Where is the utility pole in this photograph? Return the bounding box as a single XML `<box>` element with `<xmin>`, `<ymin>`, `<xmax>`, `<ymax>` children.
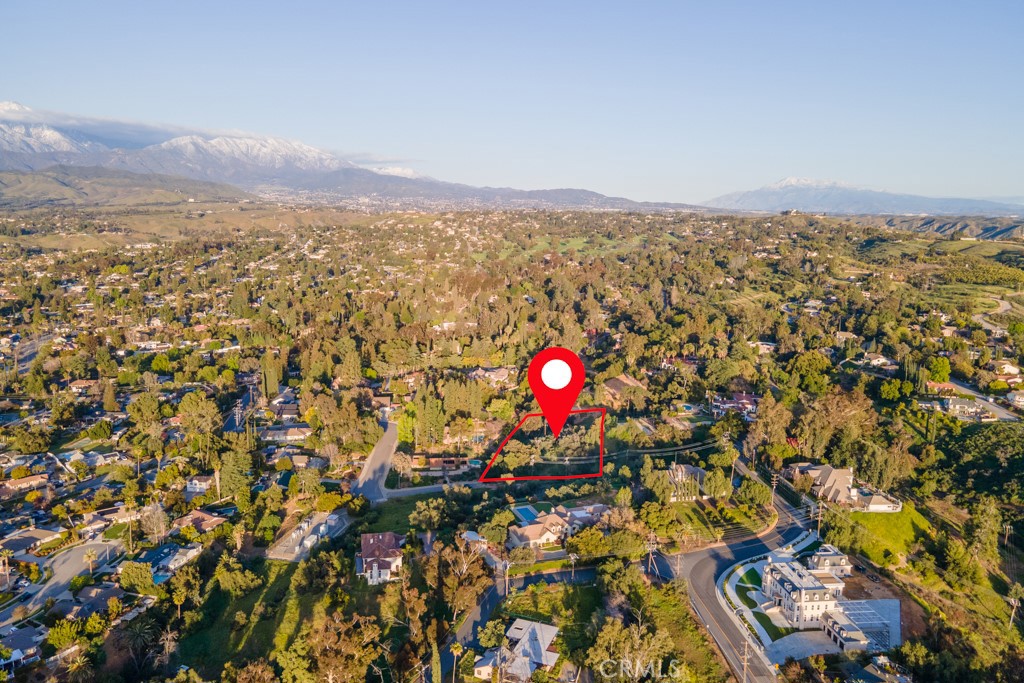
<box><xmin>1004</xmin><ymin>523</ymin><xmax>1013</xmax><ymax>546</ymax></box>
<box><xmin>646</xmin><ymin>534</ymin><xmax>659</xmax><ymax>575</ymax></box>
<box><xmin>770</xmin><ymin>472</ymin><xmax>779</xmax><ymax>510</ymax></box>
<box><xmin>741</xmin><ymin>640</ymin><xmax>749</xmax><ymax>683</ymax></box>
<box><xmin>817</xmin><ymin>503</ymin><xmax>825</xmax><ymax>536</ymax></box>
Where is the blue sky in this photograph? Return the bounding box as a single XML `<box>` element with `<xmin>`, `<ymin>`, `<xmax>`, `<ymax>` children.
<box><xmin>2</xmin><ymin>1</ymin><xmax>1022</xmax><ymax>202</ymax></box>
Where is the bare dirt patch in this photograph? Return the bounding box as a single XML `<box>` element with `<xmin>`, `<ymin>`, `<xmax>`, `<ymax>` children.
<box><xmin>844</xmin><ymin>572</ymin><xmax>928</xmax><ymax>640</ymax></box>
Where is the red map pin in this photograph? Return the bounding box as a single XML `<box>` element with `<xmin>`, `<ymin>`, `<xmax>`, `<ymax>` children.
<box><xmin>528</xmin><ymin>347</ymin><xmax>585</xmax><ymax>439</ymax></box>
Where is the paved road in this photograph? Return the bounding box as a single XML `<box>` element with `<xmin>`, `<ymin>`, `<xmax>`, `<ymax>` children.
<box><xmin>0</xmin><ymin>539</ymin><xmax>122</xmax><ymax>627</ymax></box>
<box><xmin>351</xmin><ymin>421</ymin><xmax>398</xmax><ymax>502</ymax></box>
<box><xmin>654</xmin><ymin>488</ymin><xmax>807</xmax><ymax>683</ymax></box>
<box><xmin>949</xmin><ymin>377</ymin><xmax>1019</xmax><ymax>421</ymax></box>
<box><xmin>972</xmin><ymin>297</ymin><xmax>1010</xmax><ymax>337</ymax></box>
<box><xmin>14</xmin><ymin>334</ymin><xmax>54</xmax><ymax>375</ymax></box>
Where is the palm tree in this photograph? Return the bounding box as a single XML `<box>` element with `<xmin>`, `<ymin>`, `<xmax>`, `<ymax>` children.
<box><xmin>83</xmin><ymin>548</ymin><xmax>97</xmax><ymax>575</ymax></box>
<box><xmin>65</xmin><ymin>654</ymin><xmax>95</xmax><ymax>683</ymax></box>
<box><xmin>450</xmin><ymin>642</ymin><xmax>464</xmax><ymax>683</ymax></box>
<box><xmin>119</xmin><ymin>615</ymin><xmax>158</xmax><ymax>675</ymax></box>
<box><xmin>0</xmin><ymin>549</ymin><xmax>12</xmax><ymax>590</ymax></box>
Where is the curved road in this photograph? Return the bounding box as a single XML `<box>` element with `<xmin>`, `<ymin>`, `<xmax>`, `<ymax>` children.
<box><xmin>0</xmin><ymin>539</ymin><xmax>123</xmax><ymax>628</ymax></box>
<box><xmin>656</xmin><ymin>499</ymin><xmax>806</xmax><ymax>683</ymax></box>
<box><xmin>972</xmin><ymin>297</ymin><xmax>1010</xmax><ymax>337</ymax></box>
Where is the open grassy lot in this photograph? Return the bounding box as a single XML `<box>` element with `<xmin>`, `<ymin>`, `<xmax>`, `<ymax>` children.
<box><xmin>178</xmin><ymin>560</ymin><xmax>330</xmax><ymax>677</ymax></box>
<box><xmin>361</xmin><ymin>493</ymin><xmax>438</xmax><ymax>535</ymax></box>
<box><xmin>851</xmin><ymin>502</ymin><xmax>932</xmax><ymax>566</ymax></box>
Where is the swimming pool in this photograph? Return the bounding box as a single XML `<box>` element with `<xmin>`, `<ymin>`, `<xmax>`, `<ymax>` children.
<box><xmin>513</xmin><ymin>505</ymin><xmax>539</xmax><ymax>522</ymax></box>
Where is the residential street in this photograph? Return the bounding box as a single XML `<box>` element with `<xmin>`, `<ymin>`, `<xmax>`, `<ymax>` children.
<box><xmin>0</xmin><ymin>539</ymin><xmax>122</xmax><ymax>628</ymax></box>
<box><xmin>949</xmin><ymin>377</ymin><xmax>1019</xmax><ymax>421</ymax></box>
<box><xmin>351</xmin><ymin>421</ymin><xmax>398</xmax><ymax>502</ymax></box>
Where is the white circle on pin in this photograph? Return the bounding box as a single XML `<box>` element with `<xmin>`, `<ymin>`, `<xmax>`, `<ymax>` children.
<box><xmin>541</xmin><ymin>359</ymin><xmax>572</xmax><ymax>390</ymax></box>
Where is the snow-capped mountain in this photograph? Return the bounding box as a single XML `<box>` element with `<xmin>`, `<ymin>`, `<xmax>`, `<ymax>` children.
<box><xmin>0</xmin><ymin>102</ymin><xmax>707</xmax><ymax>210</ymax></box>
<box><xmin>0</xmin><ymin>102</ymin><xmax>359</xmax><ymax>186</ymax></box>
<box><xmin>706</xmin><ymin>178</ymin><xmax>1024</xmax><ymax>216</ymax></box>
<box><xmin>0</xmin><ymin>122</ymin><xmax>105</xmax><ymax>154</ymax></box>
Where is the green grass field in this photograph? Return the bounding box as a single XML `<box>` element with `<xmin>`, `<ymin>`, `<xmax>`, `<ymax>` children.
<box><xmin>361</xmin><ymin>493</ymin><xmax>438</xmax><ymax>535</ymax></box>
<box><xmin>851</xmin><ymin>502</ymin><xmax>932</xmax><ymax>566</ymax></box>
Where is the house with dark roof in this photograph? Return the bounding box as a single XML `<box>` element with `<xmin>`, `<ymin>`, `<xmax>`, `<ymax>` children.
<box><xmin>356</xmin><ymin>532</ymin><xmax>404</xmax><ymax>585</ymax></box>
<box><xmin>0</xmin><ymin>625</ymin><xmax>46</xmax><ymax>671</ymax></box>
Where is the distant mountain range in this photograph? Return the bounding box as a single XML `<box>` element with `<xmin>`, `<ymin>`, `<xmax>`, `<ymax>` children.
<box><xmin>705</xmin><ymin>177</ymin><xmax>1023</xmax><ymax>217</ymax></box>
<box><xmin>1</xmin><ymin>103</ymin><xmax>1021</xmax><ymax>216</ymax></box>
<box><xmin>0</xmin><ymin>102</ymin><xmax>702</xmax><ymax>211</ymax></box>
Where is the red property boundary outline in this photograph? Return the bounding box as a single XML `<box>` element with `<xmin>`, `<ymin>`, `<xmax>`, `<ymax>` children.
<box><xmin>478</xmin><ymin>407</ymin><xmax>607</xmax><ymax>483</ymax></box>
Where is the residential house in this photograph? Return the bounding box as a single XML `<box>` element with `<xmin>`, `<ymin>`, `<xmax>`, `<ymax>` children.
<box><xmin>785</xmin><ymin>463</ymin><xmax>902</xmax><ymax>513</ymax></box>
<box><xmin>68</xmin><ymin>379</ymin><xmax>99</xmax><ymax>396</ymax></box>
<box><xmin>473</xmin><ymin>619</ymin><xmax>560</xmax><ymax>682</ymax></box>
<box><xmin>0</xmin><ymin>473</ymin><xmax>49</xmax><ymax>500</ymax></box>
<box><xmin>259</xmin><ymin>424</ymin><xmax>312</xmax><ymax>443</ymax></box>
<box><xmin>0</xmin><ymin>625</ymin><xmax>46</xmax><ymax>671</ymax></box>
<box><xmin>942</xmin><ymin>397</ymin><xmax>994</xmax><ymax>422</ymax></box>
<box><xmin>185</xmin><ymin>475</ymin><xmax>214</xmax><ymax>497</ymax></box>
<box><xmin>467</xmin><ymin>366</ymin><xmax>517</xmax><ymax>388</ymax></box>
<box><xmin>807</xmin><ymin>544</ymin><xmax>853</xmax><ymax>577</ymax></box>
<box><xmin>710</xmin><ymin>392</ymin><xmax>759</xmax><ymax>420</ymax></box>
<box><xmin>822</xmin><ymin>610</ymin><xmax>870</xmax><ymax>652</ymax></box>
<box><xmin>506</xmin><ymin>504</ymin><xmax>608</xmax><ymax>549</ymax></box>
<box><xmin>1008</xmin><ymin>390</ymin><xmax>1024</xmax><ymax>409</ymax></box>
<box><xmin>763</xmin><ymin>560</ymin><xmax>841</xmax><ymax>628</ymax></box>
<box><xmin>0</xmin><ymin>527</ymin><xmax>63</xmax><ymax>558</ymax></box>
<box><xmin>507</xmin><ymin>514</ymin><xmax>568</xmax><ymax>549</ymax></box>
<box><xmin>667</xmin><ymin>463</ymin><xmax>706</xmax><ymax>501</ymax></box>
<box><xmin>846</xmin><ymin>656</ymin><xmax>913</xmax><ymax>683</ymax></box>
<box><xmin>990</xmin><ymin>361</ymin><xmax>1021</xmax><ymax>376</ymax></box>
<box><xmin>356</xmin><ymin>532</ymin><xmax>404</xmax><ymax>585</ymax></box>
<box><xmin>171</xmin><ymin>510</ymin><xmax>227</xmax><ymax>535</ymax></box>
